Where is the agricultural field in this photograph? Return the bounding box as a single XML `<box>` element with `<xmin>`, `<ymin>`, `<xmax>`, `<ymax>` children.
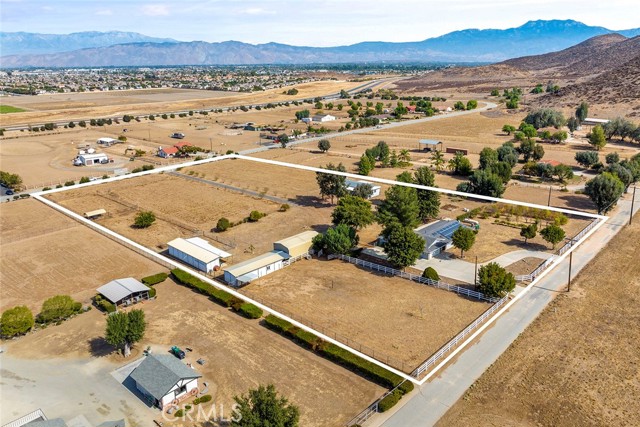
<box><xmin>0</xmin><ymin>80</ymin><xmax>363</xmax><ymax>126</ymax></box>
<box><xmin>0</xmin><ymin>104</ymin><xmax>26</xmax><ymax>113</ymax></box>
<box><xmin>241</xmin><ymin>258</ymin><xmax>492</xmax><ymax>372</ymax></box>
<box><xmin>0</xmin><ymin>199</ymin><xmax>161</xmax><ymax>312</ymax></box>
<box><xmin>437</xmin><ymin>216</ymin><xmax>640</xmax><ymax>427</ymax></box>
<box><xmin>46</xmin><ymin>171</ymin><xmax>333</xmax><ymax>264</ymax></box>
<box><xmin>1</xmin><ymin>276</ymin><xmax>382</xmax><ymax>427</ymax></box>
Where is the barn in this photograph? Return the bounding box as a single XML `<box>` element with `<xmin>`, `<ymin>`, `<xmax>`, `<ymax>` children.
<box><xmin>223</xmin><ymin>251</ymin><xmax>289</xmax><ymax>287</ymax></box>
<box><xmin>97</xmin><ymin>278</ymin><xmax>150</xmax><ymax>308</ymax></box>
<box><xmin>97</xmin><ymin>137</ymin><xmax>118</xmax><ymax>146</ymax></box>
<box><xmin>273</xmin><ymin>230</ymin><xmax>319</xmax><ymax>258</ymax></box>
<box><xmin>129</xmin><ymin>354</ymin><xmax>201</xmax><ymax>409</ymax></box>
<box><xmin>167</xmin><ymin>237</ymin><xmax>231</xmax><ymax>273</ymax></box>
<box><xmin>312</xmin><ymin>114</ymin><xmax>336</xmax><ymax>122</ymax></box>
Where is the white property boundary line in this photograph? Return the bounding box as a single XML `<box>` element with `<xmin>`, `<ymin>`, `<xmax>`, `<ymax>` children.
<box><xmin>31</xmin><ymin>154</ymin><xmax>608</xmax><ymax>385</ymax></box>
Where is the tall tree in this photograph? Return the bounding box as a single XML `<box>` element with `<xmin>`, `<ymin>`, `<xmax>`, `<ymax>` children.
<box><xmin>358</xmin><ymin>154</ymin><xmax>374</xmax><ymax>176</ymax></box>
<box><xmin>331</xmin><ymin>195</ymin><xmax>374</xmax><ymax>229</ymax></box>
<box><xmin>351</xmin><ymin>183</ymin><xmax>374</xmax><ymax>199</ymax></box>
<box><xmin>317</xmin><ymin>139</ymin><xmax>331</xmax><ymax>153</ymax></box>
<box><xmin>479</xmin><ymin>147</ymin><xmax>498</xmax><ymax>170</ymax></box>
<box><xmin>452</xmin><ymin>227</ymin><xmax>476</xmax><ymax>258</ymax></box>
<box><xmin>430</xmin><ymin>150</ymin><xmax>445</xmax><ymax>171</ymax></box>
<box><xmin>520</xmin><ymin>223</ymin><xmax>537</xmax><ymax>244</ymax></box>
<box><xmin>232</xmin><ymin>384</ymin><xmax>299</xmax><ymax>427</ymax></box>
<box><xmin>382</xmin><ymin>223</ymin><xmax>424</xmax><ymax>269</ymax></box>
<box><xmin>478</xmin><ymin>262</ymin><xmax>516</xmax><ymax>298</ymax></box>
<box><xmin>414</xmin><ymin>166</ymin><xmax>440</xmax><ymax>220</ymax></box>
<box><xmin>575</xmin><ymin>151</ymin><xmax>599</xmax><ymax>168</ymax></box>
<box><xmin>38</xmin><ymin>295</ymin><xmax>81</xmax><ymax>323</ymax></box>
<box><xmin>588</xmin><ymin>125</ymin><xmax>607</xmax><ymax>150</ymax></box>
<box><xmin>497</xmin><ymin>142</ymin><xmax>518</xmax><ymax>167</ymax></box>
<box><xmin>105</xmin><ymin>309</ymin><xmax>146</xmax><ymax>357</ymax></box>
<box><xmin>458</xmin><ymin>170</ymin><xmax>505</xmax><ymax>197</ymax></box>
<box><xmin>447</xmin><ymin>152</ymin><xmax>473</xmax><ymax>176</ymax></box>
<box><xmin>575</xmin><ymin>102</ymin><xmax>589</xmax><ymax>123</ymax></box>
<box><xmin>585</xmin><ymin>172</ymin><xmax>625</xmax><ymax>214</ymax></box>
<box><xmin>313</xmin><ymin>224</ymin><xmax>358</xmax><ymax>255</ymax></box>
<box><xmin>0</xmin><ymin>306</ymin><xmax>34</xmax><ymax>337</ymax></box>
<box><xmin>377</xmin><ymin>185</ymin><xmax>420</xmax><ymax>229</ymax></box>
<box><xmin>315</xmin><ymin>163</ymin><xmax>347</xmax><ymax>203</ymax></box>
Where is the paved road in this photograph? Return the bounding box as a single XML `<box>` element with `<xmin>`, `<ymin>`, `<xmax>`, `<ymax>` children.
<box><xmin>414</xmin><ymin>249</ymin><xmax>557</xmax><ymax>284</ymax></box>
<box><xmin>376</xmin><ymin>191</ymin><xmax>638</xmax><ymax>427</ymax></box>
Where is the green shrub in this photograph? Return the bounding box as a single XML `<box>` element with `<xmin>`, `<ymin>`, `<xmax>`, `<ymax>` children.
<box><xmin>422</xmin><ymin>267</ymin><xmax>440</xmax><ymax>281</ymax></box>
<box><xmin>174</xmin><ymin>409</ymin><xmax>184</xmax><ymax>418</ymax></box>
<box><xmin>79</xmin><ymin>176</ymin><xmax>90</xmax><ymax>184</ymax></box>
<box><xmin>378</xmin><ymin>389</ymin><xmax>403</xmax><ymax>412</ymax></box>
<box><xmin>194</xmin><ymin>394</ymin><xmax>212</xmax><ymax>405</ymax></box>
<box><xmin>42</xmin><ymin>187</ymin><xmax>51</xmax><ymax>191</ymax></box>
<box><xmin>171</xmin><ymin>269</ymin><xmax>236</xmax><ymax>307</ymax></box>
<box><xmin>94</xmin><ymin>295</ymin><xmax>116</xmax><ymax>313</ymax></box>
<box><xmin>279</xmin><ymin>203</ymin><xmax>291</xmax><ymax>212</ymax></box>
<box><xmin>264</xmin><ymin>314</ymin><xmax>294</xmax><ymax>334</ymax></box>
<box><xmin>293</xmin><ymin>328</ymin><xmax>321</xmax><ymax>349</ymax></box>
<box><xmin>216</xmin><ymin>217</ymin><xmax>231</xmax><ymax>231</ymax></box>
<box><xmin>19</xmin><ymin>194</ymin><xmax>30</xmax><ymax>199</ymax></box>
<box><xmin>397</xmin><ymin>380</ymin><xmax>414</xmax><ymax>395</ymax></box>
<box><xmin>37</xmin><ymin>295</ymin><xmax>82</xmax><ymax>323</ymax></box>
<box><xmin>64</xmin><ymin>181</ymin><xmax>75</xmax><ymax>186</ymax></box>
<box><xmin>238</xmin><ymin>303</ymin><xmax>263</xmax><ymax>319</ymax></box>
<box><xmin>56</xmin><ymin>184</ymin><xmax>63</xmax><ymax>189</ymax></box>
<box><xmin>248</xmin><ymin>210</ymin><xmax>265</xmax><ymax>222</ymax></box>
<box><xmin>1</xmin><ymin>306</ymin><xmax>34</xmax><ymax>337</ymax></box>
<box><xmin>148</xmin><ymin>287</ymin><xmax>157</xmax><ymax>298</ymax></box>
<box><xmin>141</xmin><ymin>272</ymin><xmax>168</xmax><ymax>285</ymax></box>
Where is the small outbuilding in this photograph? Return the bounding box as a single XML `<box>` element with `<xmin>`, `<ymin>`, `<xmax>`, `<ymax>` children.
<box><xmin>223</xmin><ymin>251</ymin><xmax>289</xmax><ymax>287</ymax></box>
<box><xmin>97</xmin><ymin>278</ymin><xmax>150</xmax><ymax>308</ymax></box>
<box><xmin>167</xmin><ymin>237</ymin><xmax>231</xmax><ymax>273</ymax></box>
<box><xmin>129</xmin><ymin>354</ymin><xmax>201</xmax><ymax>409</ymax></box>
<box><xmin>273</xmin><ymin>230</ymin><xmax>319</xmax><ymax>258</ymax></box>
<box><xmin>76</xmin><ymin>153</ymin><xmax>109</xmax><ymax>166</ymax></box>
<box><xmin>84</xmin><ymin>208</ymin><xmax>106</xmax><ymax>219</ymax></box>
<box><xmin>418</xmin><ymin>139</ymin><xmax>443</xmax><ymax>152</ymax></box>
<box><xmin>97</xmin><ymin>137</ymin><xmax>118</xmax><ymax>146</ymax></box>
<box><xmin>312</xmin><ymin>114</ymin><xmax>336</xmax><ymax>122</ymax></box>
<box><xmin>345</xmin><ymin>179</ymin><xmax>381</xmax><ymax>198</ymax></box>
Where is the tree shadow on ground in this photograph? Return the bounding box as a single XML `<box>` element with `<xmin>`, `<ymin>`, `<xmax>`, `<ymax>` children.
<box><xmin>88</xmin><ymin>337</ymin><xmax>115</xmax><ymax>358</ymax></box>
<box><xmin>503</xmin><ymin>238</ymin><xmax>549</xmax><ymax>252</ymax></box>
<box><xmin>557</xmin><ymin>195</ymin><xmax>596</xmax><ymax>211</ymax></box>
<box><xmin>290</xmin><ymin>194</ymin><xmax>332</xmax><ymax>207</ymax></box>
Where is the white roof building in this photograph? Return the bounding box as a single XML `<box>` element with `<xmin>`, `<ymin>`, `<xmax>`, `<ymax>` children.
<box><xmin>223</xmin><ymin>251</ymin><xmax>289</xmax><ymax>287</ymax></box>
<box><xmin>97</xmin><ymin>278</ymin><xmax>150</xmax><ymax>306</ymax></box>
<box><xmin>312</xmin><ymin>114</ymin><xmax>336</xmax><ymax>122</ymax></box>
<box><xmin>168</xmin><ymin>237</ymin><xmax>231</xmax><ymax>273</ymax></box>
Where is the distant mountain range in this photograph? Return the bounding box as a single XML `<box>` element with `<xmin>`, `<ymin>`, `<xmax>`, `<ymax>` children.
<box><xmin>0</xmin><ymin>31</ymin><xmax>177</xmax><ymax>56</ymax></box>
<box><xmin>1</xmin><ymin>20</ymin><xmax>639</xmax><ymax>67</ymax></box>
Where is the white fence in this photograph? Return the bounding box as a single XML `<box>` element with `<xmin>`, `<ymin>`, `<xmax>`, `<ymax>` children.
<box><xmin>328</xmin><ymin>254</ymin><xmax>497</xmax><ymax>303</ymax></box>
<box><xmin>346</xmin><ymin>380</ymin><xmax>411</xmax><ymax>426</ymax></box>
<box><xmin>411</xmin><ymin>294</ymin><xmax>509</xmax><ymax>379</ymax></box>
<box><xmin>516</xmin><ymin>218</ymin><xmax>600</xmax><ymax>283</ymax></box>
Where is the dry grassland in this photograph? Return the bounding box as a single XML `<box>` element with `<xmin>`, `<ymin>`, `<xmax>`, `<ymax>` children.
<box><xmin>0</xmin><ymin>199</ymin><xmax>161</xmax><ymax>312</ymax></box>
<box><xmin>437</xmin><ymin>218</ymin><xmax>640</xmax><ymax>427</ymax></box>
<box><xmin>242</xmin><ymin>259</ymin><xmax>492</xmax><ymax>372</ymax></box>
<box><xmin>4</xmin><ymin>278</ymin><xmax>382</xmax><ymax>427</ymax></box>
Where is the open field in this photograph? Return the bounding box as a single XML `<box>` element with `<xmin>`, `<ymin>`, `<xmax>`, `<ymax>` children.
<box><xmin>1</xmin><ymin>277</ymin><xmax>383</xmax><ymax>427</ymax></box>
<box><xmin>0</xmin><ymin>80</ymin><xmax>363</xmax><ymax>126</ymax></box>
<box><xmin>0</xmin><ymin>199</ymin><xmax>162</xmax><ymax>312</ymax></box>
<box><xmin>437</xmin><ymin>217</ymin><xmax>640</xmax><ymax>427</ymax></box>
<box><xmin>241</xmin><ymin>259</ymin><xmax>491</xmax><ymax>372</ymax></box>
<box><xmin>46</xmin><ymin>172</ymin><xmax>332</xmax><ymax>264</ymax></box>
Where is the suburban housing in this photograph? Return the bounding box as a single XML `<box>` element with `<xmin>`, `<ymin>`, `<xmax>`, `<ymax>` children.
<box><xmin>129</xmin><ymin>354</ymin><xmax>202</xmax><ymax>409</ymax></box>
<box><xmin>167</xmin><ymin>237</ymin><xmax>231</xmax><ymax>273</ymax></box>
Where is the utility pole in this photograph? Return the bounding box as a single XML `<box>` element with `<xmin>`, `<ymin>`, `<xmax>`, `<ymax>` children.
<box><xmin>630</xmin><ymin>186</ymin><xmax>637</xmax><ymax>226</ymax></box>
<box><xmin>547</xmin><ymin>186</ymin><xmax>552</xmax><ymax>206</ymax></box>
<box><xmin>474</xmin><ymin>256</ymin><xmax>478</xmax><ymax>287</ymax></box>
<box><xmin>567</xmin><ymin>250</ymin><xmax>573</xmax><ymax>292</ymax></box>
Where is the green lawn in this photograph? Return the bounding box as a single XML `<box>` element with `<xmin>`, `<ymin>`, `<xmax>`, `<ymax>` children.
<box><xmin>0</xmin><ymin>105</ymin><xmax>26</xmax><ymax>114</ymax></box>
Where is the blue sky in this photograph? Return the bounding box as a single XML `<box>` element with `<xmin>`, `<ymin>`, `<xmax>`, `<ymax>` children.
<box><xmin>1</xmin><ymin>0</ymin><xmax>637</xmax><ymax>46</ymax></box>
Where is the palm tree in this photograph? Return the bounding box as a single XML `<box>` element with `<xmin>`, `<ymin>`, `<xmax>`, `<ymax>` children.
<box><xmin>399</xmin><ymin>149</ymin><xmax>411</xmax><ymax>164</ymax></box>
<box><xmin>431</xmin><ymin>150</ymin><xmax>445</xmax><ymax>172</ymax></box>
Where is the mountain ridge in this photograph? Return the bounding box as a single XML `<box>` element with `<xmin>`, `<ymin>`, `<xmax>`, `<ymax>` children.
<box><xmin>2</xmin><ymin>20</ymin><xmax>640</xmax><ymax>67</ymax></box>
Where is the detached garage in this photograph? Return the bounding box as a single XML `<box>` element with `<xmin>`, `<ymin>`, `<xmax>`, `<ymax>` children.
<box><xmin>167</xmin><ymin>237</ymin><xmax>231</xmax><ymax>273</ymax></box>
<box><xmin>273</xmin><ymin>230</ymin><xmax>319</xmax><ymax>259</ymax></box>
<box><xmin>223</xmin><ymin>251</ymin><xmax>289</xmax><ymax>287</ymax></box>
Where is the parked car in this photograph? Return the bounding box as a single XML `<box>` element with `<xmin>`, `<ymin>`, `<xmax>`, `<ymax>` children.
<box><xmin>170</xmin><ymin>132</ymin><xmax>185</xmax><ymax>139</ymax></box>
<box><xmin>170</xmin><ymin>346</ymin><xmax>186</xmax><ymax>359</ymax></box>
<box><xmin>5</xmin><ymin>189</ymin><xmax>14</xmax><ymax>195</ymax></box>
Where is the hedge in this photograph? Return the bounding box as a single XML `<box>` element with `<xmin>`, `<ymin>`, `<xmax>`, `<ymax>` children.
<box><xmin>141</xmin><ymin>272</ymin><xmax>168</xmax><ymax>286</ymax></box>
<box><xmin>238</xmin><ymin>303</ymin><xmax>263</xmax><ymax>319</ymax></box>
<box><xmin>264</xmin><ymin>314</ymin><xmax>293</xmax><ymax>334</ymax></box>
<box><xmin>378</xmin><ymin>389</ymin><xmax>403</xmax><ymax>412</ymax></box>
<box><xmin>94</xmin><ymin>295</ymin><xmax>116</xmax><ymax>313</ymax></box>
<box><xmin>171</xmin><ymin>269</ymin><xmax>236</xmax><ymax>308</ymax></box>
<box><xmin>148</xmin><ymin>287</ymin><xmax>157</xmax><ymax>298</ymax></box>
<box><xmin>292</xmin><ymin>328</ymin><xmax>321</xmax><ymax>350</ymax></box>
<box><xmin>397</xmin><ymin>380</ymin><xmax>414</xmax><ymax>394</ymax></box>
<box><xmin>194</xmin><ymin>394</ymin><xmax>212</xmax><ymax>405</ymax></box>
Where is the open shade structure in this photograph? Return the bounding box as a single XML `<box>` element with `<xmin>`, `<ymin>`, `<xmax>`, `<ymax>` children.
<box><xmin>419</xmin><ymin>139</ymin><xmax>443</xmax><ymax>151</ymax></box>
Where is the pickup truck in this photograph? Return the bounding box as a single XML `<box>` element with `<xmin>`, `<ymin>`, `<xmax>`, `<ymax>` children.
<box><xmin>170</xmin><ymin>346</ymin><xmax>186</xmax><ymax>359</ymax></box>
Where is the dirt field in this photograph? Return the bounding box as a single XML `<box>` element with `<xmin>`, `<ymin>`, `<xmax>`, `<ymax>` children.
<box><xmin>241</xmin><ymin>259</ymin><xmax>491</xmax><ymax>372</ymax></box>
<box><xmin>0</xmin><ymin>80</ymin><xmax>363</xmax><ymax>126</ymax></box>
<box><xmin>2</xmin><ymin>277</ymin><xmax>383</xmax><ymax>427</ymax></box>
<box><xmin>437</xmin><ymin>218</ymin><xmax>640</xmax><ymax>427</ymax></box>
<box><xmin>0</xmin><ymin>199</ymin><xmax>162</xmax><ymax>312</ymax></box>
<box><xmin>46</xmin><ymin>171</ymin><xmax>333</xmax><ymax>264</ymax></box>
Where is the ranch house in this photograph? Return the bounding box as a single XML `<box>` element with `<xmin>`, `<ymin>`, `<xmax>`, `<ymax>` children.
<box><xmin>167</xmin><ymin>237</ymin><xmax>231</xmax><ymax>273</ymax></box>
<box><xmin>129</xmin><ymin>354</ymin><xmax>201</xmax><ymax>409</ymax></box>
<box><xmin>158</xmin><ymin>146</ymin><xmax>179</xmax><ymax>158</ymax></box>
<box><xmin>414</xmin><ymin>219</ymin><xmax>462</xmax><ymax>259</ymax></box>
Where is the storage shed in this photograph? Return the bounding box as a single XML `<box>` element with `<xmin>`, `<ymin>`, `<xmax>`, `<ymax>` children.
<box><xmin>223</xmin><ymin>251</ymin><xmax>289</xmax><ymax>287</ymax></box>
<box><xmin>97</xmin><ymin>137</ymin><xmax>118</xmax><ymax>146</ymax></box>
<box><xmin>97</xmin><ymin>278</ymin><xmax>150</xmax><ymax>308</ymax></box>
<box><xmin>273</xmin><ymin>230</ymin><xmax>319</xmax><ymax>258</ymax></box>
<box><xmin>129</xmin><ymin>354</ymin><xmax>201</xmax><ymax>409</ymax></box>
<box><xmin>167</xmin><ymin>237</ymin><xmax>231</xmax><ymax>273</ymax></box>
